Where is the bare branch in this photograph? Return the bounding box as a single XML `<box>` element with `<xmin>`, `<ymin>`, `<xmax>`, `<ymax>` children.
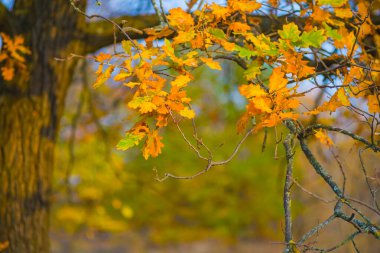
<box><xmin>150</xmin><ymin>0</ymin><xmax>165</xmax><ymax>26</ymax></box>
<box><xmin>293</xmin><ymin>178</ymin><xmax>336</xmax><ymax>204</ymax></box>
<box><xmin>298</xmin><ymin>138</ymin><xmax>344</xmax><ymax>198</ymax></box>
<box><xmin>298</xmin><ymin>214</ymin><xmax>336</xmax><ymax>245</ymax></box>
<box><xmin>359</xmin><ymin>147</ymin><xmax>380</xmax><ymax>210</ymax></box>
<box><xmin>283</xmin><ymin>133</ymin><xmax>295</xmax><ymax>250</ymax></box>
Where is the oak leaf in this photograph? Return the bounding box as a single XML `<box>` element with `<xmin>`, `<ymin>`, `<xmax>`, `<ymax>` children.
<box><xmin>142</xmin><ymin>130</ymin><xmax>164</xmax><ymax>159</ymax></box>
<box><xmin>200</xmin><ymin>57</ymin><xmax>222</xmax><ymax>70</ymax></box>
<box><xmin>179</xmin><ymin>107</ymin><xmax>196</xmax><ymax>119</ymax></box>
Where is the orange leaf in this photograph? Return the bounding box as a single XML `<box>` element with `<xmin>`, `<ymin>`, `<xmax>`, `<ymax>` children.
<box><xmin>368</xmin><ymin>95</ymin><xmax>380</xmax><ymax>113</ymax></box>
<box><xmin>229</xmin><ymin>22</ymin><xmax>251</xmax><ymax>33</ymax></box>
<box><xmin>236</xmin><ymin>112</ymin><xmax>250</xmax><ymax>134</ymax></box>
<box><xmin>268</xmin><ymin>67</ymin><xmax>287</xmax><ymax>93</ymax></box>
<box><xmin>156</xmin><ymin>115</ymin><xmax>168</xmax><ymax>128</ymax></box>
<box><xmin>200</xmin><ymin>57</ymin><xmax>222</xmax><ymax>70</ymax></box>
<box><xmin>95</xmin><ymin>52</ymin><xmax>112</xmax><ymax>62</ymax></box>
<box><xmin>209</xmin><ymin>3</ymin><xmax>230</xmax><ymax>20</ymax></box>
<box><xmin>314</xmin><ymin>129</ymin><xmax>334</xmax><ymax>147</ymax></box>
<box><xmin>142</xmin><ymin>130</ymin><xmax>164</xmax><ymax>159</ymax></box>
<box><xmin>167</xmin><ymin>7</ymin><xmax>194</xmax><ymax>30</ymax></box>
<box><xmin>1</xmin><ymin>66</ymin><xmax>14</xmax><ymax>81</ymax></box>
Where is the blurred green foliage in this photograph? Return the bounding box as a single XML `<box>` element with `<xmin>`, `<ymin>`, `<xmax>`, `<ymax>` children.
<box><xmin>52</xmin><ymin>60</ymin><xmax>303</xmax><ymax>244</ymax></box>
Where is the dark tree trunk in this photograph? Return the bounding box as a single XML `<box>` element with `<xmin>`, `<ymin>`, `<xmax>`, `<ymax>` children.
<box><xmin>0</xmin><ymin>1</ymin><xmax>86</xmax><ymax>252</ymax></box>
<box><xmin>0</xmin><ymin>0</ymin><xmax>160</xmax><ymax>251</ymax></box>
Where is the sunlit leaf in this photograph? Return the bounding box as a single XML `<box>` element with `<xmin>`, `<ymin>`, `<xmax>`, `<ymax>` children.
<box><xmin>200</xmin><ymin>57</ymin><xmax>222</xmax><ymax>70</ymax></box>
<box><xmin>179</xmin><ymin>107</ymin><xmax>195</xmax><ymax>119</ymax></box>
<box><xmin>279</xmin><ymin>23</ymin><xmax>301</xmax><ymax>43</ymax></box>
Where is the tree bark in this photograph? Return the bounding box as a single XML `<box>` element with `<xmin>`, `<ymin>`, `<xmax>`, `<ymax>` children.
<box><xmin>0</xmin><ymin>1</ymin><xmax>86</xmax><ymax>252</ymax></box>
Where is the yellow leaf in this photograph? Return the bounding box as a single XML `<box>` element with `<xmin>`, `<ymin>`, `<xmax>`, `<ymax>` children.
<box><xmin>334</xmin><ymin>8</ymin><xmax>352</xmax><ymax>19</ymax></box>
<box><xmin>139</xmin><ymin>102</ymin><xmax>157</xmax><ymax>114</ymax></box>
<box><xmin>229</xmin><ymin>0</ymin><xmax>261</xmax><ymax>12</ymax></box>
<box><xmin>209</xmin><ymin>3</ymin><xmax>230</xmax><ymax>20</ymax></box>
<box><xmin>200</xmin><ymin>57</ymin><xmax>222</xmax><ymax>70</ymax></box>
<box><xmin>114</xmin><ymin>71</ymin><xmax>131</xmax><ymax>82</ymax></box>
<box><xmin>171</xmin><ymin>75</ymin><xmax>192</xmax><ymax>88</ymax></box>
<box><xmin>315</xmin><ymin>129</ymin><xmax>334</xmax><ymax>147</ymax></box>
<box><xmin>221</xmin><ymin>41</ymin><xmax>236</xmax><ymax>51</ymax></box>
<box><xmin>239</xmin><ymin>84</ymin><xmax>267</xmax><ymax>98</ymax></box>
<box><xmin>121</xmin><ymin>40</ymin><xmax>133</xmax><ymax>55</ymax></box>
<box><xmin>123</xmin><ymin>82</ymin><xmax>140</xmax><ymax>89</ymax></box>
<box><xmin>251</xmin><ymin>96</ymin><xmax>272</xmax><ymax>113</ymax></box>
<box><xmin>128</xmin><ymin>96</ymin><xmax>157</xmax><ymax>113</ymax></box>
<box><xmin>179</xmin><ymin>107</ymin><xmax>196</xmax><ymax>119</ymax></box>
<box><xmin>93</xmin><ymin>66</ymin><xmax>114</xmax><ymax>88</ymax></box>
<box><xmin>337</xmin><ymin>88</ymin><xmax>350</xmax><ymax>106</ymax></box>
<box><xmin>173</xmin><ymin>30</ymin><xmax>196</xmax><ymax>44</ymax></box>
<box><xmin>307</xmin><ymin>89</ymin><xmax>344</xmax><ymax>114</ymax></box>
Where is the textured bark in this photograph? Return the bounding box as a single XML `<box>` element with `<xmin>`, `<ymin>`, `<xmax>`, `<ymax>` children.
<box><xmin>0</xmin><ymin>1</ymin><xmax>86</xmax><ymax>252</ymax></box>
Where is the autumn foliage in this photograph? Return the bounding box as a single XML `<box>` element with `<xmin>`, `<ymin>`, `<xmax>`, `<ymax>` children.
<box><xmin>89</xmin><ymin>0</ymin><xmax>379</xmax><ymax>160</ymax></box>
<box><xmin>0</xmin><ymin>33</ymin><xmax>30</xmax><ymax>81</ymax></box>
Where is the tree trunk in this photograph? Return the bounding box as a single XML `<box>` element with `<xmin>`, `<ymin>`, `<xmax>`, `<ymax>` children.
<box><xmin>0</xmin><ymin>0</ymin><xmax>85</xmax><ymax>252</ymax></box>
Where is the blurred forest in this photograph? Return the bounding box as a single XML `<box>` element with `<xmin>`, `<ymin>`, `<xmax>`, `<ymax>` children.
<box><xmin>1</xmin><ymin>0</ymin><xmax>380</xmax><ymax>253</ymax></box>
<box><xmin>52</xmin><ymin>55</ymin><xmax>380</xmax><ymax>252</ymax></box>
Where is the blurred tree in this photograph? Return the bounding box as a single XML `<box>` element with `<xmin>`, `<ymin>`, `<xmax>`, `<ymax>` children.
<box><xmin>0</xmin><ymin>0</ymin><xmax>159</xmax><ymax>252</ymax></box>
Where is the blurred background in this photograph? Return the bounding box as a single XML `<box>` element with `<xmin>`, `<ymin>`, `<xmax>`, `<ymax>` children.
<box><xmin>2</xmin><ymin>0</ymin><xmax>379</xmax><ymax>252</ymax></box>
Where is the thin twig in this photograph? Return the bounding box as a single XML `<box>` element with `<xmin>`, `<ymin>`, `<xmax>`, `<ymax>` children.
<box><xmin>298</xmin><ymin>214</ymin><xmax>336</xmax><ymax>245</ymax></box>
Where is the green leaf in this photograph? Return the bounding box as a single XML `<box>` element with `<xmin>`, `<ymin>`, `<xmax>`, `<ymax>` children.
<box><xmin>244</xmin><ymin>61</ymin><xmax>261</xmax><ymax>80</ymax></box>
<box><xmin>127</xmin><ymin>96</ymin><xmax>157</xmax><ymax>113</ymax></box>
<box><xmin>317</xmin><ymin>0</ymin><xmax>347</xmax><ymax>7</ymax></box>
<box><xmin>323</xmin><ymin>23</ymin><xmax>342</xmax><ymax>40</ymax></box>
<box><xmin>164</xmin><ymin>38</ymin><xmax>174</xmax><ymax>55</ymax></box>
<box><xmin>121</xmin><ymin>40</ymin><xmax>133</xmax><ymax>55</ymax></box>
<box><xmin>116</xmin><ymin>133</ymin><xmax>142</xmax><ymax>151</ymax></box>
<box><xmin>278</xmin><ymin>23</ymin><xmax>300</xmax><ymax>43</ymax></box>
<box><xmin>235</xmin><ymin>45</ymin><xmax>257</xmax><ymax>59</ymax></box>
<box><xmin>208</xmin><ymin>28</ymin><xmax>226</xmax><ymax>39</ymax></box>
<box><xmin>301</xmin><ymin>28</ymin><xmax>327</xmax><ymax>48</ymax></box>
